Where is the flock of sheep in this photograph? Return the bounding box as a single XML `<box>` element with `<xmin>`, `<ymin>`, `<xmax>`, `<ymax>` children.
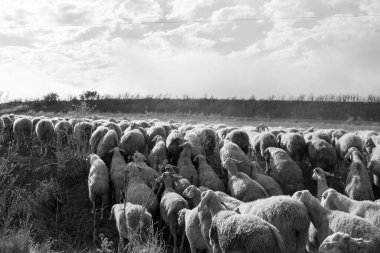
<box><xmin>1</xmin><ymin>113</ymin><xmax>380</xmax><ymax>253</ymax></box>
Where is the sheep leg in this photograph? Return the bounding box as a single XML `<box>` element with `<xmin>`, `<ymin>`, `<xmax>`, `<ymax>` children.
<box><xmin>118</xmin><ymin>236</ymin><xmax>125</xmax><ymax>253</ymax></box>
<box><xmin>91</xmin><ymin>201</ymin><xmax>95</xmax><ymax>214</ymax></box>
<box><xmin>100</xmin><ymin>201</ymin><xmax>104</xmax><ymax>220</ymax></box>
<box><xmin>179</xmin><ymin>233</ymin><xmax>186</xmax><ymax>252</ymax></box>
<box><xmin>169</xmin><ymin>225</ymin><xmax>178</xmax><ymax>253</ymax></box>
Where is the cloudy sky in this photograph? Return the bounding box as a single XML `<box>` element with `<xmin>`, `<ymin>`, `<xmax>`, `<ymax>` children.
<box><xmin>0</xmin><ymin>0</ymin><xmax>380</xmax><ymax>100</ymax></box>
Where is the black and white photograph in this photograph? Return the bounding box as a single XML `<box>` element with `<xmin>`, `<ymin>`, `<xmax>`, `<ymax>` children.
<box><xmin>1</xmin><ymin>0</ymin><xmax>380</xmax><ymax>252</ymax></box>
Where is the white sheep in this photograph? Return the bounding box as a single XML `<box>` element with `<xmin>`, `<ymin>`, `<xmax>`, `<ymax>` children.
<box><xmin>321</xmin><ymin>188</ymin><xmax>380</xmax><ymax>228</ymax></box>
<box><xmin>344</xmin><ymin>147</ymin><xmax>374</xmax><ymax>201</ymax></box>
<box><xmin>292</xmin><ymin>190</ymin><xmax>380</xmax><ymax>252</ymax></box>
<box><xmin>177</xmin><ymin>142</ymin><xmax>198</xmax><ymax>186</ymax></box>
<box><xmin>131</xmin><ymin>152</ymin><xmax>159</xmax><ymax>188</ymax></box>
<box><xmin>194</xmin><ymin>154</ymin><xmax>225</xmax><ymax>192</ymax></box>
<box><xmin>124</xmin><ymin>163</ymin><xmax>159</xmax><ymax>219</ymax></box>
<box><xmin>109</xmin><ymin>203</ymin><xmax>153</xmax><ymax>252</ymax></box>
<box><xmin>119</xmin><ymin>129</ymin><xmax>146</xmax><ymax>157</ymax></box>
<box><xmin>222</xmin><ymin>157</ymin><xmax>269</xmax><ymax>202</ymax></box>
<box><xmin>166</xmin><ymin>129</ymin><xmax>184</xmax><ymax>165</ymax></box>
<box><xmin>147</xmin><ymin>135</ymin><xmax>169</xmax><ymax>173</ymax></box>
<box><xmin>13</xmin><ymin>117</ymin><xmax>33</xmax><ymax>150</ymax></box>
<box><xmin>54</xmin><ymin>120</ymin><xmax>73</xmax><ymax>152</ymax></box>
<box><xmin>198</xmin><ymin>190</ymin><xmax>286</xmax><ymax>253</ymax></box>
<box><xmin>319</xmin><ymin>232</ymin><xmax>379</xmax><ymax>253</ymax></box>
<box><xmin>312</xmin><ymin>167</ymin><xmax>334</xmax><ymax>201</ymax></box>
<box><xmin>109</xmin><ymin>147</ymin><xmax>127</xmax><ymax>203</ymax></box>
<box><xmin>250</xmin><ymin>161</ymin><xmax>283</xmax><ymax>196</ymax></box>
<box><xmin>157</xmin><ymin>172</ymin><xmax>189</xmax><ymax>253</ymax></box>
<box><xmin>263</xmin><ymin>147</ymin><xmax>304</xmax><ymax>195</ymax></box>
<box><xmin>220</xmin><ymin>140</ymin><xmax>252</xmax><ymax>177</ymax></box>
<box><xmin>236</xmin><ymin>195</ymin><xmax>310</xmax><ymax>253</ymax></box>
<box><xmin>178</xmin><ymin>207</ymin><xmax>209</xmax><ymax>253</ymax></box>
<box><xmin>35</xmin><ymin>119</ymin><xmax>54</xmax><ymax>156</ymax></box>
<box><xmin>88</xmin><ymin>154</ymin><xmax>110</xmax><ymax>220</ymax></box>
<box><xmin>73</xmin><ymin>121</ymin><xmax>94</xmax><ymax>157</ymax></box>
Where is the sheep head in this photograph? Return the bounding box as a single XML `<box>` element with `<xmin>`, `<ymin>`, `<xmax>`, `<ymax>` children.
<box><xmin>312</xmin><ymin>168</ymin><xmax>334</xmax><ymax>181</ymax></box>
<box><xmin>319</xmin><ymin>232</ymin><xmax>370</xmax><ymax>253</ymax></box>
<box><xmin>152</xmin><ymin>135</ymin><xmax>165</xmax><ymax>143</ymax></box>
<box><xmin>132</xmin><ymin>152</ymin><xmax>147</xmax><ymax>163</ymax></box>
<box><xmin>344</xmin><ymin>147</ymin><xmax>364</xmax><ymax>163</ymax></box>
<box><xmin>193</xmin><ymin>154</ymin><xmax>207</xmax><ymax>165</ymax></box>
<box><xmin>221</xmin><ymin>157</ymin><xmax>241</xmax><ymax>174</ymax></box>
<box><xmin>320</xmin><ymin>189</ymin><xmax>338</xmax><ymax>209</ymax></box>
<box><xmin>292</xmin><ymin>190</ymin><xmax>317</xmax><ymax>208</ymax></box>
<box><xmin>198</xmin><ymin>190</ymin><xmax>222</xmax><ymax>216</ymax></box>
<box><xmin>183</xmin><ymin>185</ymin><xmax>198</xmax><ymax>199</ymax></box>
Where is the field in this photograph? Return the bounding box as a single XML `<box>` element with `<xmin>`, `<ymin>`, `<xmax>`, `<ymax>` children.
<box><xmin>0</xmin><ymin>112</ymin><xmax>379</xmax><ymax>252</ymax></box>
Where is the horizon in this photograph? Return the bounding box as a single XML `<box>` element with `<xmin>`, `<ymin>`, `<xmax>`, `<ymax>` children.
<box><xmin>1</xmin><ymin>0</ymin><xmax>380</xmax><ymax>99</ymax></box>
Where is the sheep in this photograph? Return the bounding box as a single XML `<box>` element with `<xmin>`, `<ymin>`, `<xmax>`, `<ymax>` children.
<box><xmin>90</xmin><ymin>126</ymin><xmax>109</xmax><ymax>153</ymax></box>
<box><xmin>54</xmin><ymin>120</ymin><xmax>73</xmax><ymax>152</ymax></box>
<box><xmin>250</xmin><ymin>131</ymin><xmax>278</xmax><ymax>161</ymax></box>
<box><xmin>225</xmin><ymin>129</ymin><xmax>250</xmax><ymax>154</ymax></box>
<box><xmin>118</xmin><ymin>120</ymin><xmax>130</xmax><ymax>133</ymax></box>
<box><xmin>367</xmin><ymin>144</ymin><xmax>380</xmax><ymax>188</ymax></box>
<box><xmin>217</xmin><ymin>126</ymin><xmax>238</xmax><ymax>140</ymax></box>
<box><xmin>176</xmin><ymin>142</ymin><xmax>198</xmax><ymax>186</ymax></box>
<box><xmin>0</xmin><ymin>115</ymin><xmax>13</xmax><ymax>143</ymax></box>
<box><xmin>220</xmin><ymin>140</ymin><xmax>251</xmax><ymax>177</ymax></box>
<box><xmin>13</xmin><ymin>117</ymin><xmax>33</xmax><ymax>149</ymax></box>
<box><xmin>178</xmin><ymin>207</ymin><xmax>209</xmax><ymax>253</ymax></box>
<box><xmin>198</xmin><ymin>190</ymin><xmax>286</xmax><ymax>253</ymax></box>
<box><xmin>124</xmin><ymin>163</ymin><xmax>159</xmax><ymax>218</ymax></box>
<box><xmin>256</xmin><ymin>123</ymin><xmax>269</xmax><ymax>132</ymax></box>
<box><xmin>147</xmin><ymin>135</ymin><xmax>169</xmax><ymax>173</ymax></box>
<box><xmin>344</xmin><ymin>147</ymin><xmax>374</xmax><ymax>201</ymax></box>
<box><xmin>88</xmin><ymin>154</ymin><xmax>109</xmax><ymax>220</ymax></box>
<box><xmin>35</xmin><ymin>119</ymin><xmax>54</xmax><ymax>155</ymax></box>
<box><xmin>110</xmin><ymin>203</ymin><xmax>153</xmax><ymax>252</ymax></box>
<box><xmin>223</xmin><ymin>157</ymin><xmax>269</xmax><ymax>202</ymax></box>
<box><xmin>250</xmin><ymin>161</ymin><xmax>283</xmax><ymax>196</ymax></box>
<box><xmin>131</xmin><ymin>152</ymin><xmax>159</xmax><ymax>188</ymax></box>
<box><xmin>146</xmin><ymin>125</ymin><xmax>167</xmax><ymax>151</ymax></box>
<box><xmin>184</xmin><ymin>127</ymin><xmax>217</xmax><ymax>157</ymax></box>
<box><xmin>321</xmin><ymin>188</ymin><xmax>380</xmax><ymax>227</ymax></box>
<box><xmin>333</xmin><ymin>132</ymin><xmax>363</xmax><ymax>161</ymax></box>
<box><xmin>304</xmin><ymin>130</ymin><xmax>333</xmax><ymax>145</ymax></box>
<box><xmin>163</xmin><ymin>165</ymin><xmax>191</xmax><ymax>196</ymax></box>
<box><xmin>157</xmin><ymin>172</ymin><xmax>189</xmax><ymax>253</ymax></box>
<box><xmin>263</xmin><ymin>147</ymin><xmax>304</xmax><ymax>195</ymax></box>
<box><xmin>306</xmin><ymin>138</ymin><xmax>337</xmax><ymax>173</ymax></box>
<box><xmin>96</xmin><ymin>129</ymin><xmax>119</xmax><ymax>161</ymax></box>
<box><xmin>103</xmin><ymin>122</ymin><xmax>122</xmax><ymax>140</ymax></box>
<box><xmin>292</xmin><ymin>190</ymin><xmax>380</xmax><ymax>252</ymax></box>
<box><xmin>119</xmin><ymin>129</ymin><xmax>146</xmax><ymax>157</ymax></box>
<box><xmin>194</xmin><ymin>154</ymin><xmax>225</xmax><ymax>192</ymax></box>
<box><xmin>73</xmin><ymin>121</ymin><xmax>94</xmax><ymax>157</ymax></box>
<box><xmin>109</xmin><ymin>147</ymin><xmax>128</xmax><ymax>203</ymax></box>
<box><xmin>319</xmin><ymin>232</ymin><xmax>379</xmax><ymax>253</ymax></box>
<box><xmin>236</xmin><ymin>195</ymin><xmax>310</xmax><ymax>253</ymax></box>
<box><xmin>312</xmin><ymin>167</ymin><xmax>334</xmax><ymax>201</ymax></box>
<box><xmin>166</xmin><ymin>129</ymin><xmax>184</xmax><ymax>165</ymax></box>
<box><xmin>277</xmin><ymin>132</ymin><xmax>306</xmax><ymax>164</ymax></box>
<box><xmin>0</xmin><ymin>117</ymin><xmax>3</xmax><ymax>139</ymax></box>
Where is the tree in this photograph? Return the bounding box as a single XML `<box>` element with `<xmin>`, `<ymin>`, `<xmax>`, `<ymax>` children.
<box><xmin>79</xmin><ymin>90</ymin><xmax>99</xmax><ymax>101</ymax></box>
<box><xmin>43</xmin><ymin>92</ymin><xmax>59</xmax><ymax>104</ymax></box>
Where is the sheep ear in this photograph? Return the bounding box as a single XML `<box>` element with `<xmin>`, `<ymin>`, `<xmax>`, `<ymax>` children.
<box><xmin>119</xmin><ymin>148</ymin><xmax>126</xmax><ymax>156</ymax></box>
<box><xmin>323</xmin><ymin>171</ymin><xmax>334</xmax><ymax>177</ymax></box>
<box><xmin>344</xmin><ymin>149</ymin><xmax>353</xmax><ymax>163</ymax></box>
<box><xmin>263</xmin><ymin>148</ymin><xmax>271</xmax><ymax>163</ymax></box>
<box><xmin>193</xmin><ymin>154</ymin><xmax>201</xmax><ymax>163</ymax></box>
<box><xmin>152</xmin><ymin>135</ymin><xmax>159</xmax><ymax>143</ymax></box>
<box><xmin>277</xmin><ymin>133</ymin><xmax>282</xmax><ymax>145</ymax></box>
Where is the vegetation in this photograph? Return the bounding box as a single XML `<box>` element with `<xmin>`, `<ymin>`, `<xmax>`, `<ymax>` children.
<box><xmin>1</xmin><ymin>92</ymin><xmax>380</xmax><ymax>121</ymax></box>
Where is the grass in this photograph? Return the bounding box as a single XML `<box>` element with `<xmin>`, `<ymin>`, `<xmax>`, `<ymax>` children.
<box><xmin>0</xmin><ymin>128</ymin><xmax>169</xmax><ymax>253</ymax></box>
<box><xmin>0</xmin><ymin>111</ymin><xmax>378</xmax><ymax>252</ymax></box>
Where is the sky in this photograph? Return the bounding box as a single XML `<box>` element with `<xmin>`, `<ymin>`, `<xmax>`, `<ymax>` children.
<box><xmin>0</xmin><ymin>0</ymin><xmax>380</xmax><ymax>100</ymax></box>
